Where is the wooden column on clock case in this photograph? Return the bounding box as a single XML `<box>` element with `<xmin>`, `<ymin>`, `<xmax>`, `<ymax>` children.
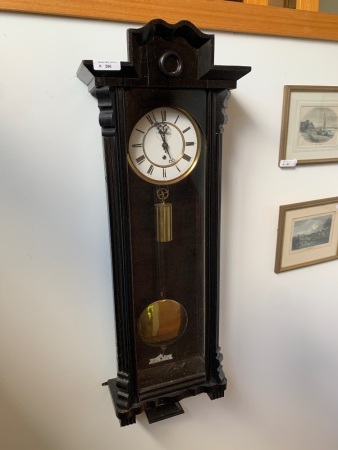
<box><xmin>95</xmin><ymin>85</ymin><xmax>138</xmax><ymax>425</ymax></box>
<box><xmin>205</xmin><ymin>88</ymin><xmax>231</xmax><ymax>392</ymax></box>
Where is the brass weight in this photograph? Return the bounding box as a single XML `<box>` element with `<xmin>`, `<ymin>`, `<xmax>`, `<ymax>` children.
<box><xmin>155</xmin><ymin>187</ymin><xmax>172</xmax><ymax>243</ymax></box>
<box><xmin>155</xmin><ymin>202</ymin><xmax>172</xmax><ymax>242</ymax></box>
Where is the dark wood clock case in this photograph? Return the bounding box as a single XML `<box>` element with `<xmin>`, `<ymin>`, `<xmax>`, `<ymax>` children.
<box><xmin>77</xmin><ymin>19</ymin><xmax>250</xmax><ymax>426</ymax></box>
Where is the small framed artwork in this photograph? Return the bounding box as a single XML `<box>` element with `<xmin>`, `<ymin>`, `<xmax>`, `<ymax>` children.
<box><xmin>279</xmin><ymin>86</ymin><xmax>338</xmax><ymax>165</ymax></box>
<box><xmin>275</xmin><ymin>196</ymin><xmax>338</xmax><ymax>273</ymax></box>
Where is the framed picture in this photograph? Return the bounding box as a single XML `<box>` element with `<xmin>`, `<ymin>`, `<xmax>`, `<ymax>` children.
<box><xmin>275</xmin><ymin>196</ymin><xmax>338</xmax><ymax>273</ymax></box>
<box><xmin>279</xmin><ymin>86</ymin><xmax>338</xmax><ymax>165</ymax></box>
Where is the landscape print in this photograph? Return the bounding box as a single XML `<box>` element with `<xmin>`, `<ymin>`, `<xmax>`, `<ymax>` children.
<box><xmin>299</xmin><ymin>106</ymin><xmax>338</xmax><ymax>145</ymax></box>
<box><xmin>291</xmin><ymin>214</ymin><xmax>333</xmax><ymax>251</ymax></box>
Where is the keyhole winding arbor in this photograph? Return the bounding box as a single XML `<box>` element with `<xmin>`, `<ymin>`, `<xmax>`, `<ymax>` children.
<box><xmin>77</xmin><ymin>19</ymin><xmax>250</xmax><ymax>426</ymax></box>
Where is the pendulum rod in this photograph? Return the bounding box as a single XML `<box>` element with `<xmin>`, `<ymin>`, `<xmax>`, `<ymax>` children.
<box><xmin>154</xmin><ymin>186</ymin><xmax>172</xmax><ymax>299</ymax></box>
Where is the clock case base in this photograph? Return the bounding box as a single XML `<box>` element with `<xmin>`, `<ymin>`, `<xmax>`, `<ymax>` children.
<box><xmin>77</xmin><ymin>19</ymin><xmax>250</xmax><ymax>426</ymax></box>
<box><xmin>103</xmin><ymin>377</ymin><xmax>226</xmax><ymax>426</ymax></box>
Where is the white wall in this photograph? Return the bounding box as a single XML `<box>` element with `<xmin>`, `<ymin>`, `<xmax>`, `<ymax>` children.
<box><xmin>320</xmin><ymin>0</ymin><xmax>338</xmax><ymax>13</ymax></box>
<box><xmin>1</xmin><ymin>11</ymin><xmax>338</xmax><ymax>450</ymax></box>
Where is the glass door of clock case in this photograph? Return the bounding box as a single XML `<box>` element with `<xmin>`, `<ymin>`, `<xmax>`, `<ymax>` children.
<box><xmin>125</xmin><ymin>88</ymin><xmax>207</xmax><ymax>399</ymax></box>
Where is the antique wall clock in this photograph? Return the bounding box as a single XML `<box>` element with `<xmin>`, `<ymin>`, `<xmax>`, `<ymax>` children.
<box><xmin>77</xmin><ymin>19</ymin><xmax>250</xmax><ymax>426</ymax></box>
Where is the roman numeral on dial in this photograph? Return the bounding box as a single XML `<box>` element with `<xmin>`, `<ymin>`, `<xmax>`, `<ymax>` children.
<box><xmin>182</xmin><ymin>153</ymin><xmax>192</xmax><ymax>162</ymax></box>
<box><xmin>147</xmin><ymin>165</ymin><xmax>154</xmax><ymax>175</ymax></box>
<box><xmin>136</xmin><ymin>155</ymin><xmax>146</xmax><ymax>165</ymax></box>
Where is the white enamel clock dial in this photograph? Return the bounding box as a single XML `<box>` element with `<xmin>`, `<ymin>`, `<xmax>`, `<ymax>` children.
<box><xmin>128</xmin><ymin>107</ymin><xmax>201</xmax><ymax>184</ymax></box>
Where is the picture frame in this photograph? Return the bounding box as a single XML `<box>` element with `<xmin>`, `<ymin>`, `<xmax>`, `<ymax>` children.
<box><xmin>275</xmin><ymin>196</ymin><xmax>338</xmax><ymax>273</ymax></box>
<box><xmin>279</xmin><ymin>86</ymin><xmax>338</xmax><ymax>165</ymax></box>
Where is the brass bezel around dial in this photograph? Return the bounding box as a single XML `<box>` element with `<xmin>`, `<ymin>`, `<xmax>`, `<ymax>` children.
<box><xmin>128</xmin><ymin>107</ymin><xmax>201</xmax><ymax>185</ymax></box>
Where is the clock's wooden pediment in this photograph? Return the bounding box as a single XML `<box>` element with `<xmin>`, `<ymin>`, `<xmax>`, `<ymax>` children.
<box><xmin>77</xmin><ymin>19</ymin><xmax>250</xmax><ymax>91</ymax></box>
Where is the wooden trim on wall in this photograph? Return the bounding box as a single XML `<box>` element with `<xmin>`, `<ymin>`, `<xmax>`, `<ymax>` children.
<box><xmin>243</xmin><ymin>0</ymin><xmax>269</xmax><ymax>5</ymax></box>
<box><xmin>296</xmin><ymin>0</ymin><xmax>319</xmax><ymax>12</ymax></box>
<box><xmin>1</xmin><ymin>0</ymin><xmax>338</xmax><ymax>41</ymax></box>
